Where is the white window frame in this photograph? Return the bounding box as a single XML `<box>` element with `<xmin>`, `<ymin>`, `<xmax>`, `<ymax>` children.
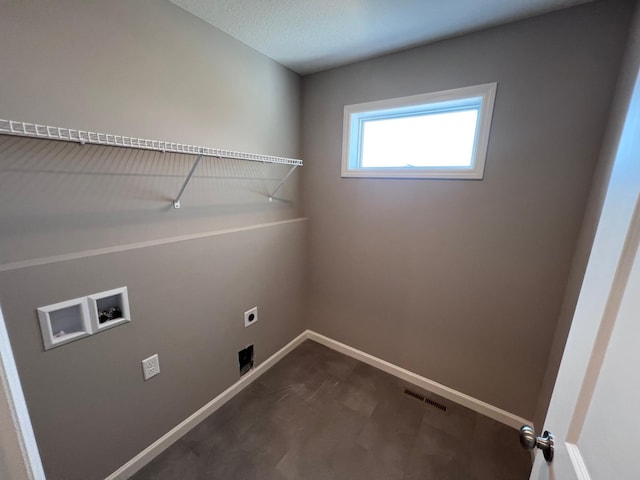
<box><xmin>341</xmin><ymin>83</ymin><xmax>497</xmax><ymax>179</ymax></box>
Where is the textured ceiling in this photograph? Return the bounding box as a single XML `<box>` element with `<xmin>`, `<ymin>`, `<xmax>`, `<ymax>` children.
<box><xmin>169</xmin><ymin>0</ymin><xmax>593</xmax><ymax>74</ymax></box>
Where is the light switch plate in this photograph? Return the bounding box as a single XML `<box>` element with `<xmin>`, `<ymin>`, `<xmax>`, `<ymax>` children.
<box><xmin>142</xmin><ymin>354</ymin><xmax>160</xmax><ymax>381</ymax></box>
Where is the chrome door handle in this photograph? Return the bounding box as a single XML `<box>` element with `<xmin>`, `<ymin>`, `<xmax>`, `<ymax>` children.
<box><xmin>519</xmin><ymin>425</ymin><xmax>554</xmax><ymax>462</ymax></box>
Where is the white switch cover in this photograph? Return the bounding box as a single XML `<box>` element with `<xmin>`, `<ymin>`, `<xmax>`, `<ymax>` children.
<box><xmin>142</xmin><ymin>354</ymin><xmax>160</xmax><ymax>381</ymax></box>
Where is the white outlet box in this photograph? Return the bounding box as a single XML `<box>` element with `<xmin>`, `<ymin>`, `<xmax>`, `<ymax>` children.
<box><xmin>244</xmin><ymin>307</ymin><xmax>258</xmax><ymax>327</ymax></box>
<box><xmin>142</xmin><ymin>354</ymin><xmax>160</xmax><ymax>381</ymax></box>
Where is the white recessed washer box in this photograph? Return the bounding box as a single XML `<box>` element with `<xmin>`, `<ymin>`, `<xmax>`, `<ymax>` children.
<box><xmin>88</xmin><ymin>287</ymin><xmax>131</xmax><ymax>333</ymax></box>
<box><xmin>37</xmin><ymin>297</ymin><xmax>92</xmax><ymax>350</ymax></box>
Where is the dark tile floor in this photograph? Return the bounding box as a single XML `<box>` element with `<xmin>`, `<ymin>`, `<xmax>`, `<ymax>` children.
<box><xmin>132</xmin><ymin>340</ymin><xmax>531</xmax><ymax>479</ymax></box>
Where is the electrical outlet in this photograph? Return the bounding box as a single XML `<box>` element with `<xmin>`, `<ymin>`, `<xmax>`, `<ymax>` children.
<box><xmin>244</xmin><ymin>307</ymin><xmax>258</xmax><ymax>327</ymax></box>
<box><xmin>142</xmin><ymin>354</ymin><xmax>160</xmax><ymax>381</ymax></box>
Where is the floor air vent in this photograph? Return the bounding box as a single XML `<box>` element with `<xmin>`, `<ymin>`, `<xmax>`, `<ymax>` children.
<box><xmin>424</xmin><ymin>397</ymin><xmax>447</xmax><ymax>412</ymax></box>
<box><xmin>403</xmin><ymin>388</ymin><xmax>426</xmax><ymax>402</ymax></box>
<box><xmin>403</xmin><ymin>388</ymin><xmax>448</xmax><ymax>412</ymax></box>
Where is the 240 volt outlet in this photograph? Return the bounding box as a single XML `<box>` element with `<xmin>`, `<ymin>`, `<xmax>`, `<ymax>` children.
<box><xmin>244</xmin><ymin>307</ymin><xmax>258</xmax><ymax>327</ymax></box>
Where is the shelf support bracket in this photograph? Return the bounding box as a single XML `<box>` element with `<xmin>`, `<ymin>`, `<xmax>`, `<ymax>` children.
<box><xmin>268</xmin><ymin>165</ymin><xmax>298</xmax><ymax>202</ymax></box>
<box><xmin>173</xmin><ymin>153</ymin><xmax>203</xmax><ymax>209</ymax></box>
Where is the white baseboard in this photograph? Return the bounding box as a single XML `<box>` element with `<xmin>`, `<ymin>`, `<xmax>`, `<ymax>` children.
<box><xmin>107</xmin><ymin>329</ymin><xmax>531</xmax><ymax>479</ymax></box>
<box><xmin>306</xmin><ymin>330</ymin><xmax>532</xmax><ymax>430</ymax></box>
<box><xmin>105</xmin><ymin>330</ymin><xmax>308</xmax><ymax>480</ymax></box>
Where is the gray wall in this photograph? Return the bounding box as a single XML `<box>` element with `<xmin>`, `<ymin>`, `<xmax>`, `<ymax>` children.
<box><xmin>0</xmin><ymin>136</ymin><xmax>301</xmax><ymax>265</ymax></box>
<box><xmin>301</xmin><ymin>0</ymin><xmax>633</xmax><ymax>421</ymax></box>
<box><xmin>0</xmin><ymin>1</ymin><xmax>306</xmax><ymax>479</ymax></box>
<box><xmin>533</xmin><ymin>0</ymin><xmax>640</xmax><ymax>430</ymax></box>
<box><xmin>0</xmin><ymin>0</ymin><xmax>302</xmax><ymax>264</ymax></box>
<box><xmin>0</xmin><ymin>0</ymin><xmax>635</xmax><ymax>478</ymax></box>
<box><xmin>0</xmin><ymin>0</ymin><xmax>299</xmax><ymax>158</ymax></box>
<box><xmin>0</xmin><ymin>222</ymin><xmax>306</xmax><ymax>480</ymax></box>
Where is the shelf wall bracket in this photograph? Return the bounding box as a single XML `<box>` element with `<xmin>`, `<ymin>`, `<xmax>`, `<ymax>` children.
<box><xmin>173</xmin><ymin>153</ymin><xmax>204</xmax><ymax>209</ymax></box>
<box><xmin>268</xmin><ymin>165</ymin><xmax>298</xmax><ymax>202</ymax></box>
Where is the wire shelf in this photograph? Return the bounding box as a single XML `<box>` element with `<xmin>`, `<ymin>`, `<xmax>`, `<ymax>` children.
<box><xmin>0</xmin><ymin>118</ymin><xmax>303</xmax><ymax>166</ymax></box>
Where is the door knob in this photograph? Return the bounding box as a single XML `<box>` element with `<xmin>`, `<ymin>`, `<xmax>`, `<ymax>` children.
<box><xmin>519</xmin><ymin>425</ymin><xmax>554</xmax><ymax>462</ymax></box>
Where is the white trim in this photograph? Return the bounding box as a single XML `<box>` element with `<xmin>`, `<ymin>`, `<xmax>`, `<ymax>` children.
<box><xmin>0</xmin><ymin>218</ymin><xmax>308</xmax><ymax>273</ymax></box>
<box><xmin>306</xmin><ymin>330</ymin><xmax>531</xmax><ymax>430</ymax></box>
<box><xmin>107</xmin><ymin>329</ymin><xmax>531</xmax><ymax>478</ymax></box>
<box><xmin>0</xmin><ymin>305</ymin><xmax>46</xmax><ymax>479</ymax></box>
<box><xmin>566</xmin><ymin>443</ymin><xmax>592</xmax><ymax>480</ymax></box>
<box><xmin>104</xmin><ymin>331</ymin><xmax>308</xmax><ymax>480</ymax></box>
<box><xmin>341</xmin><ymin>83</ymin><xmax>497</xmax><ymax>179</ymax></box>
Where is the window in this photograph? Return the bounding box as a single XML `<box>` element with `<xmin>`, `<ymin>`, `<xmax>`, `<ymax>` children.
<box><xmin>341</xmin><ymin>83</ymin><xmax>497</xmax><ymax>179</ymax></box>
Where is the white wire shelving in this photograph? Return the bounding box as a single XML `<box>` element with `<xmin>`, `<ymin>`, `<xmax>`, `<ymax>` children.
<box><xmin>0</xmin><ymin>118</ymin><xmax>302</xmax><ymax>207</ymax></box>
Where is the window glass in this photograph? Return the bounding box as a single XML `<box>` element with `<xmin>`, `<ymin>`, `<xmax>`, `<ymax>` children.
<box><xmin>341</xmin><ymin>83</ymin><xmax>497</xmax><ymax>179</ymax></box>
